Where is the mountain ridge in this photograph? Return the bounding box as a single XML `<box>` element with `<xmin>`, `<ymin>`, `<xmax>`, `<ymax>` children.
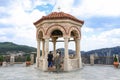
<box><xmin>0</xmin><ymin>42</ymin><xmax>36</xmax><ymax>55</ymax></box>
<box><xmin>0</xmin><ymin>42</ymin><xmax>120</xmax><ymax>56</ymax></box>
<box><xmin>81</xmin><ymin>46</ymin><xmax>120</xmax><ymax>56</ymax></box>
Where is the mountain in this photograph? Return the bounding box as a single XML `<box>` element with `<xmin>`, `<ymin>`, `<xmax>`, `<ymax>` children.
<box><xmin>0</xmin><ymin>42</ymin><xmax>119</xmax><ymax>64</ymax></box>
<box><xmin>81</xmin><ymin>46</ymin><xmax>120</xmax><ymax>57</ymax></box>
<box><xmin>57</xmin><ymin>46</ymin><xmax>120</xmax><ymax>64</ymax></box>
<box><xmin>57</xmin><ymin>46</ymin><xmax>120</xmax><ymax>56</ymax></box>
<box><xmin>56</xmin><ymin>48</ymin><xmax>75</xmax><ymax>56</ymax></box>
<box><xmin>0</xmin><ymin>42</ymin><xmax>36</xmax><ymax>55</ymax></box>
<box><xmin>81</xmin><ymin>46</ymin><xmax>120</xmax><ymax>64</ymax></box>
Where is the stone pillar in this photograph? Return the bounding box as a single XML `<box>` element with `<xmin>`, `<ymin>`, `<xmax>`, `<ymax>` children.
<box><xmin>64</xmin><ymin>37</ymin><xmax>69</xmax><ymax>58</ymax></box>
<box><xmin>76</xmin><ymin>38</ymin><xmax>82</xmax><ymax>68</ymax></box>
<box><xmin>42</xmin><ymin>38</ymin><xmax>49</xmax><ymax>71</ymax></box>
<box><xmin>30</xmin><ymin>54</ymin><xmax>34</xmax><ymax>65</ymax></box>
<box><xmin>52</xmin><ymin>38</ymin><xmax>57</xmax><ymax>57</ymax></box>
<box><xmin>10</xmin><ymin>54</ymin><xmax>15</xmax><ymax>64</ymax></box>
<box><xmin>64</xmin><ymin>37</ymin><xmax>69</xmax><ymax>71</ymax></box>
<box><xmin>53</xmin><ymin>41</ymin><xmax>56</xmax><ymax>56</ymax></box>
<box><xmin>116</xmin><ymin>54</ymin><xmax>119</xmax><ymax>63</ymax></box>
<box><xmin>90</xmin><ymin>54</ymin><xmax>94</xmax><ymax>65</ymax></box>
<box><xmin>42</xmin><ymin>39</ymin><xmax>45</xmax><ymax>58</ymax></box>
<box><xmin>2</xmin><ymin>61</ymin><xmax>7</xmax><ymax>67</ymax></box>
<box><xmin>106</xmin><ymin>52</ymin><xmax>109</xmax><ymax>64</ymax></box>
<box><xmin>36</xmin><ymin>40</ymin><xmax>40</xmax><ymax>67</ymax></box>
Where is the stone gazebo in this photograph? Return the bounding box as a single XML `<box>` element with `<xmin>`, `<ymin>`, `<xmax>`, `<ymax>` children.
<box><xmin>33</xmin><ymin>12</ymin><xmax>84</xmax><ymax>71</ymax></box>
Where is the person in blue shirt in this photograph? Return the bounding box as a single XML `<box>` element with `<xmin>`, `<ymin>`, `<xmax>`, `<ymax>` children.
<box><xmin>47</xmin><ymin>51</ymin><xmax>53</xmax><ymax>70</ymax></box>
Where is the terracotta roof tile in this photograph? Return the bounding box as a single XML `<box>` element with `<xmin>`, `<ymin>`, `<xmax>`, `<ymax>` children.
<box><xmin>34</xmin><ymin>12</ymin><xmax>84</xmax><ymax>25</ymax></box>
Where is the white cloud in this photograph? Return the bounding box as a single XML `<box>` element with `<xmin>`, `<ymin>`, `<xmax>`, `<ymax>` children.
<box><xmin>52</xmin><ymin>0</ymin><xmax>74</xmax><ymax>13</ymax></box>
<box><xmin>0</xmin><ymin>0</ymin><xmax>120</xmax><ymax>51</ymax></box>
<box><xmin>30</xmin><ymin>9</ymin><xmax>46</xmax><ymax>22</ymax></box>
<box><xmin>0</xmin><ymin>0</ymin><xmax>47</xmax><ymax>47</ymax></box>
<box><xmin>0</xmin><ymin>6</ymin><xmax>5</xmax><ymax>13</ymax></box>
<box><xmin>0</xmin><ymin>36</ymin><xmax>8</xmax><ymax>41</ymax></box>
<box><xmin>81</xmin><ymin>28</ymin><xmax>120</xmax><ymax>51</ymax></box>
<box><xmin>71</xmin><ymin>0</ymin><xmax>120</xmax><ymax>18</ymax></box>
<box><xmin>51</xmin><ymin>0</ymin><xmax>120</xmax><ymax>18</ymax></box>
<box><xmin>82</xmin><ymin>26</ymin><xmax>94</xmax><ymax>33</ymax></box>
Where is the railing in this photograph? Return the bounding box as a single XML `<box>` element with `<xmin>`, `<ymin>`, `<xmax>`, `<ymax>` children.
<box><xmin>82</xmin><ymin>56</ymin><xmax>120</xmax><ymax>65</ymax></box>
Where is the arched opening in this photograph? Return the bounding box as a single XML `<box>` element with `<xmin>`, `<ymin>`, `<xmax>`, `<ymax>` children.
<box><xmin>70</xmin><ymin>30</ymin><xmax>79</xmax><ymax>38</ymax></box>
<box><xmin>38</xmin><ymin>31</ymin><xmax>43</xmax><ymax>39</ymax></box>
<box><xmin>50</xmin><ymin>29</ymin><xmax>64</xmax><ymax>56</ymax></box>
<box><xmin>38</xmin><ymin>31</ymin><xmax>45</xmax><ymax>57</ymax></box>
<box><xmin>48</xmin><ymin>29</ymin><xmax>64</xmax><ymax>71</ymax></box>
<box><xmin>68</xmin><ymin>38</ymin><xmax>76</xmax><ymax>59</ymax></box>
<box><xmin>51</xmin><ymin>29</ymin><xmax>63</xmax><ymax>37</ymax></box>
<box><xmin>68</xmin><ymin>30</ymin><xmax>79</xmax><ymax>59</ymax></box>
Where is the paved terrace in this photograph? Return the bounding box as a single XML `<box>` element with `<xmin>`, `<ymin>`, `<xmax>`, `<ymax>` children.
<box><xmin>0</xmin><ymin>64</ymin><xmax>120</xmax><ymax>80</ymax></box>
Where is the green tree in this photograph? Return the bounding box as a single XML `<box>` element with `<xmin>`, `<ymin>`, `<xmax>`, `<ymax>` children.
<box><xmin>0</xmin><ymin>55</ymin><xmax>4</xmax><ymax>62</ymax></box>
<box><xmin>26</xmin><ymin>56</ymin><xmax>31</xmax><ymax>61</ymax></box>
<box><xmin>114</xmin><ymin>55</ymin><xmax>118</xmax><ymax>62</ymax></box>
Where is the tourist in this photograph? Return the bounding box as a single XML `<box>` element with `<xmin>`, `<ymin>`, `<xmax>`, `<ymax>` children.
<box><xmin>57</xmin><ymin>49</ymin><xmax>61</xmax><ymax>55</ymax></box>
<box><xmin>47</xmin><ymin>51</ymin><xmax>53</xmax><ymax>70</ymax></box>
<box><xmin>54</xmin><ymin>53</ymin><xmax>61</xmax><ymax>73</ymax></box>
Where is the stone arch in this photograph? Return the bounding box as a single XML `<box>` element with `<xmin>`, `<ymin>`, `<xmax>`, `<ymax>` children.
<box><xmin>68</xmin><ymin>26</ymin><xmax>81</xmax><ymax>38</ymax></box>
<box><xmin>46</xmin><ymin>24</ymin><xmax>67</xmax><ymax>37</ymax></box>
<box><xmin>37</xmin><ymin>28</ymin><xmax>45</xmax><ymax>39</ymax></box>
<box><xmin>51</xmin><ymin>29</ymin><xmax>63</xmax><ymax>37</ymax></box>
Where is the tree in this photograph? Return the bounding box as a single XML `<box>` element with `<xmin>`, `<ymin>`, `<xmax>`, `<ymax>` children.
<box><xmin>0</xmin><ymin>55</ymin><xmax>4</xmax><ymax>62</ymax></box>
<box><xmin>26</xmin><ymin>56</ymin><xmax>31</xmax><ymax>61</ymax></box>
<box><xmin>114</xmin><ymin>55</ymin><xmax>118</xmax><ymax>62</ymax></box>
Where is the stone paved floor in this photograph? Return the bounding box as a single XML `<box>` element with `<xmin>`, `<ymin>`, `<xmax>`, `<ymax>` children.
<box><xmin>0</xmin><ymin>64</ymin><xmax>120</xmax><ymax>80</ymax></box>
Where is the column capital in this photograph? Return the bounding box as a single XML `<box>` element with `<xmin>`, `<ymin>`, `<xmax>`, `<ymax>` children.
<box><xmin>42</xmin><ymin>38</ymin><xmax>45</xmax><ymax>41</ymax></box>
<box><xmin>74</xmin><ymin>37</ymin><xmax>80</xmax><ymax>41</ymax></box>
<box><xmin>64</xmin><ymin>37</ymin><xmax>69</xmax><ymax>39</ymax></box>
<box><xmin>77</xmin><ymin>38</ymin><xmax>81</xmax><ymax>40</ymax></box>
<box><xmin>52</xmin><ymin>37</ymin><xmax>58</xmax><ymax>42</ymax></box>
<box><xmin>43</xmin><ymin>35</ymin><xmax>50</xmax><ymax>39</ymax></box>
<box><xmin>37</xmin><ymin>39</ymin><xmax>40</xmax><ymax>41</ymax></box>
<box><xmin>44</xmin><ymin>37</ymin><xmax>50</xmax><ymax>40</ymax></box>
<box><xmin>37</xmin><ymin>38</ymin><xmax>42</xmax><ymax>41</ymax></box>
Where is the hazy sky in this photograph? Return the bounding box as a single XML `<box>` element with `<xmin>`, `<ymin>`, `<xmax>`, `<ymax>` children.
<box><xmin>0</xmin><ymin>0</ymin><xmax>120</xmax><ymax>51</ymax></box>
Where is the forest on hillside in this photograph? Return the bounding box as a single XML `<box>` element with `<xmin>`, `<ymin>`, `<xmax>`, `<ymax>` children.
<box><xmin>0</xmin><ymin>42</ymin><xmax>36</xmax><ymax>55</ymax></box>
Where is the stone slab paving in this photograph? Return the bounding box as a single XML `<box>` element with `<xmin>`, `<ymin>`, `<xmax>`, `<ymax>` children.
<box><xmin>0</xmin><ymin>64</ymin><xmax>120</xmax><ymax>80</ymax></box>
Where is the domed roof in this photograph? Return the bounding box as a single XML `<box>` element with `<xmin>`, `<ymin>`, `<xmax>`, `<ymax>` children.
<box><xmin>34</xmin><ymin>12</ymin><xmax>84</xmax><ymax>25</ymax></box>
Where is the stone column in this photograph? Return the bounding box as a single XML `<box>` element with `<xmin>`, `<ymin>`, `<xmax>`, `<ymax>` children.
<box><xmin>64</xmin><ymin>37</ymin><xmax>69</xmax><ymax>59</ymax></box>
<box><xmin>42</xmin><ymin>38</ymin><xmax>49</xmax><ymax>71</ymax></box>
<box><xmin>90</xmin><ymin>54</ymin><xmax>94</xmax><ymax>65</ymax></box>
<box><xmin>10</xmin><ymin>54</ymin><xmax>15</xmax><ymax>65</ymax></box>
<box><xmin>2</xmin><ymin>61</ymin><xmax>7</xmax><ymax>67</ymax></box>
<box><xmin>76</xmin><ymin>38</ymin><xmax>82</xmax><ymax>68</ymax></box>
<box><xmin>52</xmin><ymin>37</ymin><xmax>57</xmax><ymax>57</ymax></box>
<box><xmin>42</xmin><ymin>39</ymin><xmax>45</xmax><ymax>58</ymax></box>
<box><xmin>36</xmin><ymin>40</ymin><xmax>40</xmax><ymax>67</ymax></box>
<box><xmin>116</xmin><ymin>54</ymin><xmax>119</xmax><ymax>63</ymax></box>
<box><xmin>64</xmin><ymin>37</ymin><xmax>69</xmax><ymax>71</ymax></box>
<box><xmin>30</xmin><ymin>54</ymin><xmax>34</xmax><ymax>65</ymax></box>
<box><xmin>53</xmin><ymin>41</ymin><xmax>56</xmax><ymax>56</ymax></box>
